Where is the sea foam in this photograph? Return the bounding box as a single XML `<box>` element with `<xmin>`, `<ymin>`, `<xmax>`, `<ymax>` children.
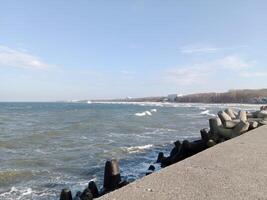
<box><xmin>200</xmin><ymin>110</ymin><xmax>216</xmax><ymax>117</ymax></box>
<box><xmin>135</xmin><ymin>109</ymin><xmax>157</xmax><ymax>117</ymax></box>
<box><xmin>123</xmin><ymin>144</ymin><xmax>154</xmax><ymax>154</ymax></box>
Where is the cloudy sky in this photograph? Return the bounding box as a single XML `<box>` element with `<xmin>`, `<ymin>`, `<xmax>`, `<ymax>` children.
<box><xmin>1</xmin><ymin>0</ymin><xmax>267</xmax><ymax>101</ymax></box>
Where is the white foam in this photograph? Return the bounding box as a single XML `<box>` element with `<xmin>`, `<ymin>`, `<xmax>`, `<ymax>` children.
<box><xmin>21</xmin><ymin>188</ymin><xmax>32</xmax><ymax>196</ymax></box>
<box><xmin>135</xmin><ymin>111</ymin><xmax>152</xmax><ymax>117</ymax></box>
<box><xmin>200</xmin><ymin>110</ymin><xmax>216</xmax><ymax>117</ymax></box>
<box><xmin>123</xmin><ymin>144</ymin><xmax>154</xmax><ymax>154</ymax></box>
<box><xmin>91</xmin><ymin>101</ymin><xmax>261</xmax><ymax>111</ymax></box>
<box><xmin>145</xmin><ymin>111</ymin><xmax>152</xmax><ymax>116</ymax></box>
<box><xmin>150</xmin><ymin>109</ymin><xmax>157</xmax><ymax>112</ymax></box>
<box><xmin>0</xmin><ymin>187</ymin><xmax>33</xmax><ymax>200</ymax></box>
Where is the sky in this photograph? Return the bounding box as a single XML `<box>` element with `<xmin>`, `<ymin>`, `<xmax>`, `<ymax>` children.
<box><xmin>0</xmin><ymin>0</ymin><xmax>267</xmax><ymax>101</ymax></box>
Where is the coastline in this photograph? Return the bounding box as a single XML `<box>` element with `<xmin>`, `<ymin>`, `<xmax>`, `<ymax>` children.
<box><xmin>98</xmin><ymin>124</ymin><xmax>267</xmax><ymax>200</ymax></box>
<box><xmin>59</xmin><ymin>105</ymin><xmax>267</xmax><ymax>200</ymax></box>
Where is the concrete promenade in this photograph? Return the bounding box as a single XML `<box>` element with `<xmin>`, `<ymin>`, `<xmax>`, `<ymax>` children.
<box><xmin>99</xmin><ymin>125</ymin><xmax>267</xmax><ymax>200</ymax></box>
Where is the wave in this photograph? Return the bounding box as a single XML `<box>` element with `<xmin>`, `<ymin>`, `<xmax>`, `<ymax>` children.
<box><xmin>122</xmin><ymin>144</ymin><xmax>154</xmax><ymax>154</ymax></box>
<box><xmin>0</xmin><ymin>187</ymin><xmax>33</xmax><ymax>200</ymax></box>
<box><xmin>135</xmin><ymin>109</ymin><xmax>157</xmax><ymax>117</ymax></box>
<box><xmin>91</xmin><ymin>101</ymin><xmax>262</xmax><ymax>110</ymax></box>
<box><xmin>135</xmin><ymin>111</ymin><xmax>152</xmax><ymax>117</ymax></box>
<box><xmin>200</xmin><ymin>110</ymin><xmax>216</xmax><ymax>117</ymax></box>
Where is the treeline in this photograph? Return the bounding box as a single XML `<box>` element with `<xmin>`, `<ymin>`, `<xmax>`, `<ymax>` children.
<box><xmin>175</xmin><ymin>89</ymin><xmax>267</xmax><ymax>104</ymax></box>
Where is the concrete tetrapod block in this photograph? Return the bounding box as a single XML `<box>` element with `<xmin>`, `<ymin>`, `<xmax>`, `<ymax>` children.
<box><xmin>237</xmin><ymin>110</ymin><xmax>247</xmax><ymax>121</ymax></box>
<box><xmin>88</xmin><ymin>181</ymin><xmax>99</xmax><ymax>198</ymax></box>
<box><xmin>103</xmin><ymin>159</ymin><xmax>121</xmax><ymax>191</ymax></box>
<box><xmin>259</xmin><ymin>120</ymin><xmax>267</xmax><ymax>126</ymax></box>
<box><xmin>98</xmin><ymin>125</ymin><xmax>267</xmax><ymax>200</ymax></box>
<box><xmin>251</xmin><ymin>110</ymin><xmax>260</xmax><ymax>118</ymax></box>
<box><xmin>80</xmin><ymin>188</ymin><xmax>93</xmax><ymax>200</ymax></box>
<box><xmin>249</xmin><ymin>121</ymin><xmax>259</xmax><ymax>130</ymax></box>
<box><xmin>232</xmin><ymin>120</ymin><xmax>250</xmax><ymax>137</ymax></box>
<box><xmin>60</xmin><ymin>188</ymin><xmax>73</xmax><ymax>200</ymax></box>
<box><xmin>246</xmin><ymin>112</ymin><xmax>254</xmax><ymax>118</ymax></box>
<box><xmin>257</xmin><ymin>110</ymin><xmax>267</xmax><ymax>119</ymax></box>
<box><xmin>217</xmin><ymin>126</ymin><xmax>234</xmax><ymax>139</ymax></box>
<box><xmin>224</xmin><ymin>108</ymin><xmax>236</xmax><ymax>119</ymax></box>
<box><xmin>209</xmin><ymin>117</ymin><xmax>222</xmax><ymax>134</ymax></box>
<box><xmin>218</xmin><ymin>111</ymin><xmax>232</xmax><ymax>124</ymax></box>
<box><xmin>223</xmin><ymin>119</ymin><xmax>240</xmax><ymax>129</ymax></box>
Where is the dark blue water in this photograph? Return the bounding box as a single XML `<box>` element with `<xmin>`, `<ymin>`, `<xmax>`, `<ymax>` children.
<box><xmin>0</xmin><ymin>102</ymin><xmax>260</xmax><ymax>199</ymax></box>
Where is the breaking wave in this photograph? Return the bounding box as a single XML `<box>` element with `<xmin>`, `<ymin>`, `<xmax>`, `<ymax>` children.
<box><xmin>200</xmin><ymin>110</ymin><xmax>216</xmax><ymax>117</ymax></box>
<box><xmin>122</xmin><ymin>144</ymin><xmax>154</xmax><ymax>154</ymax></box>
<box><xmin>135</xmin><ymin>109</ymin><xmax>157</xmax><ymax>117</ymax></box>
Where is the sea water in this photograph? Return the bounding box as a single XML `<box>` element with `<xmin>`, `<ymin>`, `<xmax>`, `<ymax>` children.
<box><xmin>0</xmin><ymin>102</ymin><xmax>261</xmax><ymax>200</ymax></box>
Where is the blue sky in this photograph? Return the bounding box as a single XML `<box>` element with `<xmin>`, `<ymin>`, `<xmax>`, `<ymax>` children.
<box><xmin>1</xmin><ymin>0</ymin><xmax>267</xmax><ymax>101</ymax></box>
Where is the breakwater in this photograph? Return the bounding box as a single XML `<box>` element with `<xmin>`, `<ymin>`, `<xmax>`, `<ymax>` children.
<box><xmin>59</xmin><ymin>106</ymin><xmax>267</xmax><ymax>200</ymax></box>
<box><xmin>99</xmin><ymin>124</ymin><xmax>267</xmax><ymax>200</ymax></box>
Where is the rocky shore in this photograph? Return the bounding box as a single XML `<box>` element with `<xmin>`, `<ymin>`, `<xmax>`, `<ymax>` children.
<box><xmin>59</xmin><ymin>106</ymin><xmax>267</xmax><ymax>200</ymax></box>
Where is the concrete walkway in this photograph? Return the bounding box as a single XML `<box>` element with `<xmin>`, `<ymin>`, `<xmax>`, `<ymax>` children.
<box><xmin>99</xmin><ymin>125</ymin><xmax>267</xmax><ymax>200</ymax></box>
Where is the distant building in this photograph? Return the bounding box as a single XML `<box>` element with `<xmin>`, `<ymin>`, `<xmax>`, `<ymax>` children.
<box><xmin>167</xmin><ymin>94</ymin><xmax>183</xmax><ymax>102</ymax></box>
<box><xmin>250</xmin><ymin>97</ymin><xmax>267</xmax><ymax>104</ymax></box>
<box><xmin>167</xmin><ymin>94</ymin><xmax>177</xmax><ymax>102</ymax></box>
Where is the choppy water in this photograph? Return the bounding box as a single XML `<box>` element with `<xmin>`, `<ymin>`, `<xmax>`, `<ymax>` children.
<box><xmin>0</xmin><ymin>102</ymin><xmax>261</xmax><ymax>200</ymax></box>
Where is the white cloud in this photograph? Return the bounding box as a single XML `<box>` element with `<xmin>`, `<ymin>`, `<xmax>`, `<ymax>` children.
<box><xmin>179</xmin><ymin>45</ymin><xmax>247</xmax><ymax>54</ymax></box>
<box><xmin>164</xmin><ymin>55</ymin><xmax>253</xmax><ymax>85</ymax></box>
<box><xmin>180</xmin><ymin>46</ymin><xmax>219</xmax><ymax>54</ymax></box>
<box><xmin>240</xmin><ymin>72</ymin><xmax>267</xmax><ymax>78</ymax></box>
<box><xmin>0</xmin><ymin>45</ymin><xmax>53</xmax><ymax>69</ymax></box>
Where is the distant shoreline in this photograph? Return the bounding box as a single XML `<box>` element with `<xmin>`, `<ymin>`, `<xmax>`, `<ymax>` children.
<box><xmin>76</xmin><ymin>88</ymin><xmax>267</xmax><ymax>105</ymax></box>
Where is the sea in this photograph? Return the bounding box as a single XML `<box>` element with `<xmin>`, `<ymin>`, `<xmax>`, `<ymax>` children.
<box><xmin>0</xmin><ymin>102</ymin><xmax>261</xmax><ymax>200</ymax></box>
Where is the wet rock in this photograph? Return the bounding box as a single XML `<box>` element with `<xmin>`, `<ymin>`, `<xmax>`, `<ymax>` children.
<box><xmin>60</xmin><ymin>188</ymin><xmax>73</xmax><ymax>200</ymax></box>
<box><xmin>103</xmin><ymin>159</ymin><xmax>121</xmax><ymax>191</ymax></box>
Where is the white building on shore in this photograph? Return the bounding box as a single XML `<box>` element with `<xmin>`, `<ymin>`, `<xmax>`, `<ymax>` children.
<box><xmin>167</xmin><ymin>94</ymin><xmax>183</xmax><ymax>102</ymax></box>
